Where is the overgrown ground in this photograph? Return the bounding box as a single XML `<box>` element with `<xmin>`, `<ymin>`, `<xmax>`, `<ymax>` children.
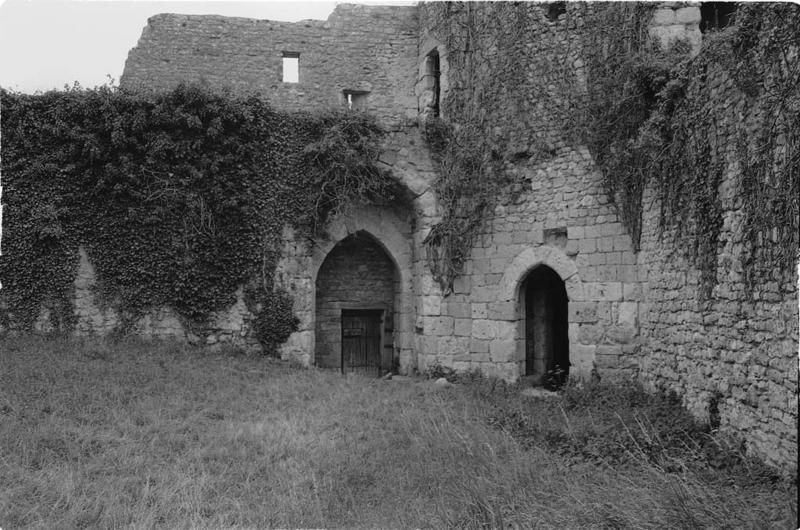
<box><xmin>1</xmin><ymin>337</ymin><xmax>796</xmax><ymax>529</ymax></box>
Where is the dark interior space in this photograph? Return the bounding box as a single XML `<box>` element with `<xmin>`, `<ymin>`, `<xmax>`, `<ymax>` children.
<box><xmin>523</xmin><ymin>265</ymin><xmax>569</xmax><ymax>389</ymax></box>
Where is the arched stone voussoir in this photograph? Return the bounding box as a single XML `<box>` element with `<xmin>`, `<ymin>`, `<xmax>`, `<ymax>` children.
<box><xmin>311</xmin><ymin>205</ymin><xmax>413</xmax><ymax>284</ymax></box>
<box><xmin>498</xmin><ymin>245</ymin><xmax>582</xmax><ymax>302</ymax></box>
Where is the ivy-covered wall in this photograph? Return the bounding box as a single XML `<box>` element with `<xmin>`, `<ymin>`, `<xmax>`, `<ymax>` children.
<box><xmin>0</xmin><ymin>85</ymin><xmax>404</xmax><ymax>355</ymax></box>
<box><xmin>416</xmin><ymin>1</ymin><xmax>797</xmax><ymax>472</ymax></box>
<box><xmin>636</xmin><ymin>5</ymin><xmax>799</xmax><ymax>470</ymax></box>
<box><xmin>122</xmin><ymin>4</ymin><xmax>420</xmax><ymax>130</ymax></box>
<box><xmin>416</xmin><ymin>2</ymin><xmax>652</xmax><ymax>381</ymax></box>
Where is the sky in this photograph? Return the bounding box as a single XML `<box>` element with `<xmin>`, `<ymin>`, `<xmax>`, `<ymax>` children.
<box><xmin>0</xmin><ymin>0</ymin><xmax>412</xmax><ymax>93</ymax></box>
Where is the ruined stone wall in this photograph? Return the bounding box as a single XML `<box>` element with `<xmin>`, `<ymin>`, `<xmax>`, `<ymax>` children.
<box><xmin>121</xmin><ymin>4</ymin><xmax>419</xmax><ymax>130</ymax></box>
<box><xmin>119</xmin><ymin>3</ymin><xmax>439</xmax><ymax>370</ymax></box>
<box><xmin>417</xmin><ymin>1</ymin><xmax>796</xmax><ymax>471</ymax></box>
<box><xmin>315</xmin><ymin>233</ymin><xmax>399</xmax><ymax>369</ymax></box>
<box><xmin>71</xmin><ymin>246</ymin><xmax>261</xmax><ymax>351</ymax></box>
<box><xmin>415</xmin><ymin>2</ymin><xmax>645</xmax><ymax>381</ymax></box>
<box><xmin>637</xmin><ymin>65</ymin><xmax>798</xmax><ymax>471</ymax></box>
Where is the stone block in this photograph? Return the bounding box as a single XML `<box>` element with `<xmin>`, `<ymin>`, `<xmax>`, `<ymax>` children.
<box><xmin>597</xmin><ymin>236</ymin><xmax>614</xmax><ymax>252</ymax></box>
<box><xmin>567</xmin><ymin>225</ymin><xmax>585</xmax><ymax>239</ymax></box>
<box><xmin>622</xmin><ymin>282</ymin><xmax>641</xmax><ymax>300</ymax></box>
<box><xmin>579</xmin><ymin>324</ymin><xmax>603</xmax><ymax>345</ymax></box>
<box><xmin>421</xmin><ymin>335</ymin><xmax>439</xmax><ymax>355</ymax></box>
<box><xmin>472</xmin><ymin>319</ymin><xmax>497</xmax><ymax>339</ymax></box>
<box><xmin>606</xmin><ymin>324</ymin><xmax>637</xmax><ymax>345</ymax></box>
<box><xmin>493</xmin><ymin>232</ymin><xmax>512</xmax><ymax>245</ymax></box>
<box><xmin>617</xmin><ymin>265</ymin><xmax>638</xmax><ymax>282</ymax></box>
<box><xmin>427</xmin><ymin>316</ymin><xmax>454</xmax><ymax>336</ymax></box>
<box><xmin>613</xmin><ymin>235</ymin><xmax>632</xmax><ymax>252</ymax></box>
<box><xmin>452</xmin><ymin>276</ymin><xmax>471</xmax><ymax>295</ymax></box>
<box><xmin>618</xmin><ymin>301</ymin><xmax>638</xmax><ymax>327</ymax></box>
<box><xmin>569</xmin><ymin>301</ymin><xmax>598</xmax><ymax>323</ymax></box>
<box><xmin>438</xmin><ymin>336</ymin><xmax>470</xmax><ymax>356</ymax></box>
<box><xmin>421</xmin><ymin>295</ymin><xmax>441</xmax><ymax>316</ymax></box>
<box><xmin>454</xmin><ymin>318</ymin><xmax>472</xmax><ymax>337</ymax></box>
<box><xmin>485</xmin><ymin>273</ymin><xmax>503</xmax><ymax>285</ymax></box>
<box><xmin>675</xmin><ymin>6</ymin><xmax>700</xmax><ymax>24</ymax></box>
<box><xmin>651</xmin><ymin>8</ymin><xmax>676</xmax><ymax>25</ymax></box>
<box><xmin>599</xmin><ymin>222</ymin><xmax>625</xmax><ymax>237</ymax></box>
<box><xmin>495</xmin><ymin>320</ymin><xmax>517</xmax><ymax>339</ymax></box>
<box><xmin>490</xmin><ymin>339</ymin><xmax>517</xmax><ymax>362</ymax></box>
<box><xmin>488</xmin><ymin>301</ymin><xmax>517</xmax><ymax>321</ymax></box>
<box><xmin>471</xmin><ymin>286</ymin><xmax>496</xmax><ymax>303</ymax></box>
<box><xmin>470</xmin><ymin>338</ymin><xmax>490</xmax><ymax>353</ymax></box>
<box><xmin>584</xmin><ymin>282</ymin><xmax>623</xmax><ymax>301</ymax></box>
<box><xmin>579</xmin><ymin>238</ymin><xmax>597</xmax><ymax>253</ymax></box>
<box><xmin>471</xmin><ymin>303</ymin><xmax>488</xmax><ymax>319</ymax></box>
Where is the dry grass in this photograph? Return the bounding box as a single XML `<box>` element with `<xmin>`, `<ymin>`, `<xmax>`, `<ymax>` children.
<box><xmin>1</xmin><ymin>336</ymin><xmax>796</xmax><ymax>529</ymax></box>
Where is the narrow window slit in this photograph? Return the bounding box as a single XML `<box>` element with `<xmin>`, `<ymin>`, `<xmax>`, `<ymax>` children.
<box><xmin>426</xmin><ymin>50</ymin><xmax>440</xmax><ymax>117</ymax></box>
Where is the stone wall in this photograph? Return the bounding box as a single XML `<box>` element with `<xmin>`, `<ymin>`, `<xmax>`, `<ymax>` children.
<box><xmin>121</xmin><ymin>4</ymin><xmax>420</xmax><ymax>130</ymax></box>
<box><xmin>71</xmin><ymin>246</ymin><xmax>261</xmax><ymax>351</ymax></box>
<box><xmin>414</xmin><ymin>146</ymin><xmax>642</xmax><ymax>381</ymax></box>
<box><xmin>415</xmin><ymin>1</ymin><xmax>796</xmax><ymax>471</ymax></box>
<box><xmin>649</xmin><ymin>2</ymin><xmax>703</xmax><ymax>53</ymax></box>
<box><xmin>636</xmin><ymin>64</ymin><xmax>798</xmax><ymax>471</ymax></box>
<box><xmin>415</xmin><ymin>2</ymin><xmax>644</xmax><ymax>381</ymax></box>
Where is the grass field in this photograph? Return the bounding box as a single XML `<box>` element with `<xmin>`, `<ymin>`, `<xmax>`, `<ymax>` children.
<box><xmin>1</xmin><ymin>336</ymin><xmax>796</xmax><ymax>529</ymax></box>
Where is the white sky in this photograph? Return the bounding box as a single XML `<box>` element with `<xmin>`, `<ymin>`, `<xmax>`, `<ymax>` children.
<box><xmin>0</xmin><ymin>0</ymin><xmax>413</xmax><ymax>93</ymax></box>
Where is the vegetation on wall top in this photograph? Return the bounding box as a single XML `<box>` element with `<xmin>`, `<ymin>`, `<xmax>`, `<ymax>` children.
<box><xmin>0</xmin><ymin>84</ymin><xmax>400</xmax><ymax>348</ymax></box>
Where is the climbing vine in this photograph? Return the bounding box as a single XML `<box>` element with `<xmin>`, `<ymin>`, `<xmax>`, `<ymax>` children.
<box><xmin>421</xmin><ymin>2</ymin><xmax>664</xmax><ymax>291</ymax></box>
<box><xmin>0</xmin><ymin>84</ymin><xmax>397</xmax><ymax>351</ymax></box>
<box><xmin>577</xmin><ymin>2</ymin><xmax>674</xmax><ymax>250</ymax></box>
<box><xmin>641</xmin><ymin>3</ymin><xmax>799</xmax><ymax>297</ymax></box>
<box><xmin>422</xmin><ymin>2</ymin><xmax>797</xmax><ymax>298</ymax></box>
<box><xmin>421</xmin><ymin>2</ymin><xmax>561</xmax><ymax>292</ymax></box>
<box><xmin>731</xmin><ymin>4</ymin><xmax>799</xmax><ymax>294</ymax></box>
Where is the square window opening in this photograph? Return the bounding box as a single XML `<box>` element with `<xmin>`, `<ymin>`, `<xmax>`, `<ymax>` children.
<box><xmin>343</xmin><ymin>90</ymin><xmax>369</xmax><ymax>110</ymax></box>
<box><xmin>282</xmin><ymin>53</ymin><xmax>299</xmax><ymax>83</ymax></box>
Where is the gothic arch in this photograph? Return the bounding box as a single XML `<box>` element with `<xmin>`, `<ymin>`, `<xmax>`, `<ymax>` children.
<box><xmin>497</xmin><ymin>245</ymin><xmax>593</xmax><ymax>380</ymax></box>
<box><xmin>498</xmin><ymin>245</ymin><xmax>584</xmax><ymax>303</ymax></box>
<box><xmin>309</xmin><ymin>205</ymin><xmax>415</xmax><ymax>371</ymax></box>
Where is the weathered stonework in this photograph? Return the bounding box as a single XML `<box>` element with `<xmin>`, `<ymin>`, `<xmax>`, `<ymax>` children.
<box><xmin>636</xmin><ymin>62</ymin><xmax>799</xmax><ymax>470</ymax></box>
<box><xmin>18</xmin><ymin>2</ymin><xmax>796</xmax><ymax>473</ymax></box>
<box><xmin>315</xmin><ymin>232</ymin><xmax>399</xmax><ymax>370</ymax></box>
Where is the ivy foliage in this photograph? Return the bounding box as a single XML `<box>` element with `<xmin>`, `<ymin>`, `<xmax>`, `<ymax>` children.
<box><xmin>622</xmin><ymin>3</ymin><xmax>799</xmax><ymax>297</ymax></box>
<box><xmin>421</xmin><ymin>2</ymin><xmax>531</xmax><ymax>293</ymax></box>
<box><xmin>0</xmin><ymin>84</ymin><xmax>399</xmax><ymax>350</ymax></box>
<box><xmin>422</xmin><ymin>2</ymin><xmax>797</xmax><ymax>297</ymax></box>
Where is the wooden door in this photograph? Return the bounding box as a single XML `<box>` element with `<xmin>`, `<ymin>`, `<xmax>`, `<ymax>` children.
<box><xmin>341</xmin><ymin>310</ymin><xmax>383</xmax><ymax>376</ymax></box>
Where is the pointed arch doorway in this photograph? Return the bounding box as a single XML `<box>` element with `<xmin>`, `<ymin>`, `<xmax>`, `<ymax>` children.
<box><xmin>521</xmin><ymin>265</ymin><xmax>570</xmax><ymax>388</ymax></box>
<box><xmin>314</xmin><ymin>231</ymin><xmax>399</xmax><ymax>376</ymax></box>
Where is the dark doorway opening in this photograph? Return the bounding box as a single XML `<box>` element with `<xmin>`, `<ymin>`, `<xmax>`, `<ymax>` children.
<box><xmin>341</xmin><ymin>309</ymin><xmax>384</xmax><ymax>375</ymax></box>
<box><xmin>315</xmin><ymin>231</ymin><xmax>398</xmax><ymax>375</ymax></box>
<box><xmin>523</xmin><ymin>266</ymin><xmax>569</xmax><ymax>389</ymax></box>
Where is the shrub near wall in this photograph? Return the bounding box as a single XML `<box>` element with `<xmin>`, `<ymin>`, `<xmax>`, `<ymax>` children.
<box><xmin>0</xmin><ymin>84</ymin><xmax>401</xmax><ymax>352</ymax></box>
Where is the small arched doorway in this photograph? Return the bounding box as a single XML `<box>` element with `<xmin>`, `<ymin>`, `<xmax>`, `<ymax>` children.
<box><xmin>521</xmin><ymin>265</ymin><xmax>569</xmax><ymax>388</ymax></box>
<box><xmin>315</xmin><ymin>231</ymin><xmax>399</xmax><ymax>376</ymax></box>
